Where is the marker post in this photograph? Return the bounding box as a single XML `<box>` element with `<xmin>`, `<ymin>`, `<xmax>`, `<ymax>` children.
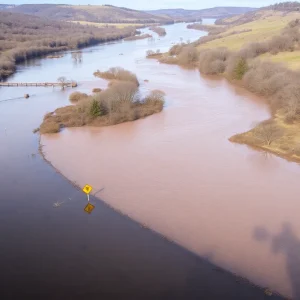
<box><xmin>82</xmin><ymin>185</ymin><xmax>95</xmax><ymax>214</ymax></box>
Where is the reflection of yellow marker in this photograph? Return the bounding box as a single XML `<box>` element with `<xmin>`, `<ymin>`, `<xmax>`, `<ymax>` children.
<box><xmin>82</xmin><ymin>184</ymin><xmax>93</xmax><ymax>202</ymax></box>
<box><xmin>84</xmin><ymin>203</ymin><xmax>95</xmax><ymax>214</ymax></box>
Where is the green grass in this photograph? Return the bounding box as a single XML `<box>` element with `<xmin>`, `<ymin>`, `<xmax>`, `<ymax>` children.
<box><xmin>261</xmin><ymin>51</ymin><xmax>300</xmax><ymax>69</ymax></box>
<box><xmin>198</xmin><ymin>11</ymin><xmax>300</xmax><ymax>50</ymax></box>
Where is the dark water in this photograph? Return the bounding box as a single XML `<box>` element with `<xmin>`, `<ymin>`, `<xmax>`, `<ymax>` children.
<box><xmin>0</xmin><ymin>22</ymin><xmax>282</xmax><ymax>299</ymax></box>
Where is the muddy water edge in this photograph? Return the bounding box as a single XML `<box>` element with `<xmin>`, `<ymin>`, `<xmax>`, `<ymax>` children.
<box><xmin>1</xmin><ymin>22</ymin><xmax>283</xmax><ymax>299</ymax></box>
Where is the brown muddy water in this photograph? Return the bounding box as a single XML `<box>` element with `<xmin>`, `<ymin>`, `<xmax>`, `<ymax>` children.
<box><xmin>0</xmin><ymin>22</ymin><xmax>287</xmax><ymax>299</ymax></box>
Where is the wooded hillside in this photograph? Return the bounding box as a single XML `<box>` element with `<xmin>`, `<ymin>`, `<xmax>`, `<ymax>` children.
<box><xmin>216</xmin><ymin>2</ymin><xmax>300</xmax><ymax>25</ymax></box>
<box><xmin>8</xmin><ymin>4</ymin><xmax>172</xmax><ymax>24</ymax></box>
<box><xmin>147</xmin><ymin>7</ymin><xmax>257</xmax><ymax>22</ymax></box>
<box><xmin>0</xmin><ymin>11</ymin><xmax>136</xmax><ymax>80</ymax></box>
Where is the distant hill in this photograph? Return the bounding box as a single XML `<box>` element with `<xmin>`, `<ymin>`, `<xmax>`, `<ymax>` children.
<box><xmin>146</xmin><ymin>7</ymin><xmax>257</xmax><ymax>22</ymax></box>
<box><xmin>216</xmin><ymin>2</ymin><xmax>300</xmax><ymax>26</ymax></box>
<box><xmin>8</xmin><ymin>4</ymin><xmax>173</xmax><ymax>24</ymax></box>
<box><xmin>0</xmin><ymin>4</ymin><xmax>16</xmax><ymax>10</ymax></box>
<box><xmin>263</xmin><ymin>1</ymin><xmax>300</xmax><ymax>11</ymax></box>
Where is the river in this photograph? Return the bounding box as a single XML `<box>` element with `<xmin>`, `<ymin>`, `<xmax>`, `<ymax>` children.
<box><xmin>0</xmin><ymin>22</ymin><xmax>291</xmax><ymax>299</ymax></box>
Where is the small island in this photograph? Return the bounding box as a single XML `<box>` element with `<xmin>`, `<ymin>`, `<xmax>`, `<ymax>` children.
<box><xmin>149</xmin><ymin>26</ymin><xmax>167</xmax><ymax>36</ymax></box>
<box><xmin>124</xmin><ymin>33</ymin><xmax>152</xmax><ymax>41</ymax></box>
<box><xmin>40</xmin><ymin>67</ymin><xmax>165</xmax><ymax>134</ymax></box>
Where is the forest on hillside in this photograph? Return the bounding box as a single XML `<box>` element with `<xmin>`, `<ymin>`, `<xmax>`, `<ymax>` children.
<box><xmin>0</xmin><ymin>12</ymin><xmax>136</xmax><ymax>80</ymax></box>
<box><xmin>264</xmin><ymin>1</ymin><xmax>300</xmax><ymax>11</ymax></box>
<box><xmin>8</xmin><ymin>4</ymin><xmax>172</xmax><ymax>24</ymax></box>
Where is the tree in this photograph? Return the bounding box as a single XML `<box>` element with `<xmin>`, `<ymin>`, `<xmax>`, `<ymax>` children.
<box><xmin>57</xmin><ymin>76</ymin><xmax>68</xmax><ymax>89</ymax></box>
<box><xmin>233</xmin><ymin>58</ymin><xmax>248</xmax><ymax>80</ymax></box>
<box><xmin>253</xmin><ymin>121</ymin><xmax>283</xmax><ymax>146</ymax></box>
<box><xmin>146</xmin><ymin>50</ymin><xmax>155</xmax><ymax>57</ymax></box>
<box><xmin>145</xmin><ymin>90</ymin><xmax>165</xmax><ymax>103</ymax></box>
<box><xmin>72</xmin><ymin>51</ymin><xmax>82</xmax><ymax>63</ymax></box>
<box><xmin>90</xmin><ymin>100</ymin><xmax>101</xmax><ymax>117</ymax></box>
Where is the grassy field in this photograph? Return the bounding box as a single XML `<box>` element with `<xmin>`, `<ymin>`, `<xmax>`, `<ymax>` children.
<box><xmin>199</xmin><ymin>12</ymin><xmax>300</xmax><ymax>50</ymax></box>
<box><xmin>261</xmin><ymin>51</ymin><xmax>300</xmax><ymax>69</ymax></box>
<box><xmin>230</xmin><ymin>112</ymin><xmax>300</xmax><ymax>163</ymax></box>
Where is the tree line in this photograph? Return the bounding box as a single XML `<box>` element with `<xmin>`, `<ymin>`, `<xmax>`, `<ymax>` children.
<box><xmin>0</xmin><ymin>11</ymin><xmax>136</xmax><ymax>80</ymax></box>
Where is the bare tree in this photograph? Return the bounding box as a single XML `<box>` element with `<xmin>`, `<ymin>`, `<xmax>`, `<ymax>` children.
<box><xmin>57</xmin><ymin>76</ymin><xmax>68</xmax><ymax>89</ymax></box>
<box><xmin>146</xmin><ymin>50</ymin><xmax>155</xmax><ymax>57</ymax></box>
<box><xmin>145</xmin><ymin>90</ymin><xmax>165</xmax><ymax>103</ymax></box>
<box><xmin>253</xmin><ymin>121</ymin><xmax>283</xmax><ymax>146</ymax></box>
<box><xmin>72</xmin><ymin>51</ymin><xmax>82</xmax><ymax>63</ymax></box>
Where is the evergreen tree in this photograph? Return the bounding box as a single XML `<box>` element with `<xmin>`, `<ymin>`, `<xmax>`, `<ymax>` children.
<box><xmin>90</xmin><ymin>100</ymin><xmax>101</xmax><ymax>117</ymax></box>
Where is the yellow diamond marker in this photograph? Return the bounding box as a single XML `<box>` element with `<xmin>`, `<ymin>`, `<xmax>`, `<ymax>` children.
<box><xmin>84</xmin><ymin>203</ymin><xmax>95</xmax><ymax>214</ymax></box>
<box><xmin>82</xmin><ymin>184</ymin><xmax>93</xmax><ymax>195</ymax></box>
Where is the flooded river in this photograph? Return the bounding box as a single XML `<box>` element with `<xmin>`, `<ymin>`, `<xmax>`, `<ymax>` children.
<box><xmin>0</xmin><ymin>22</ymin><xmax>291</xmax><ymax>299</ymax></box>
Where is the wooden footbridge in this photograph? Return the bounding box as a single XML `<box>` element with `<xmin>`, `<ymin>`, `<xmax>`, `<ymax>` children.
<box><xmin>0</xmin><ymin>81</ymin><xmax>77</xmax><ymax>87</ymax></box>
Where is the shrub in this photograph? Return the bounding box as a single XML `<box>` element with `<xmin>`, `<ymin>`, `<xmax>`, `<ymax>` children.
<box><xmin>198</xmin><ymin>48</ymin><xmax>230</xmax><ymax>75</ymax></box>
<box><xmin>39</xmin><ymin>121</ymin><xmax>60</xmax><ymax>134</ymax></box>
<box><xmin>69</xmin><ymin>92</ymin><xmax>88</xmax><ymax>102</ymax></box>
<box><xmin>149</xmin><ymin>26</ymin><xmax>166</xmax><ymax>36</ymax></box>
<box><xmin>146</xmin><ymin>50</ymin><xmax>155</xmax><ymax>56</ymax></box>
<box><xmin>168</xmin><ymin>43</ymin><xmax>186</xmax><ymax>56</ymax></box>
<box><xmin>124</xmin><ymin>34</ymin><xmax>152</xmax><ymax>41</ymax></box>
<box><xmin>177</xmin><ymin>46</ymin><xmax>199</xmax><ymax>66</ymax></box>
<box><xmin>94</xmin><ymin>67</ymin><xmax>139</xmax><ymax>86</ymax></box>
<box><xmin>268</xmin><ymin>35</ymin><xmax>294</xmax><ymax>53</ymax></box>
<box><xmin>239</xmin><ymin>42</ymin><xmax>269</xmax><ymax>59</ymax></box>
<box><xmin>92</xmin><ymin>88</ymin><xmax>102</xmax><ymax>93</ymax></box>
<box><xmin>210</xmin><ymin>60</ymin><xmax>227</xmax><ymax>74</ymax></box>
<box><xmin>146</xmin><ymin>50</ymin><xmax>162</xmax><ymax>58</ymax></box>
<box><xmin>159</xmin><ymin>55</ymin><xmax>179</xmax><ymax>65</ymax></box>
<box><xmin>144</xmin><ymin>90</ymin><xmax>165</xmax><ymax>108</ymax></box>
<box><xmin>32</xmin><ymin>127</ymin><xmax>40</xmax><ymax>134</ymax></box>
<box><xmin>227</xmin><ymin>56</ymin><xmax>248</xmax><ymax>80</ymax></box>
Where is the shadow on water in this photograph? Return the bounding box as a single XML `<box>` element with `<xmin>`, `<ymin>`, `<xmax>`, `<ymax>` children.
<box><xmin>254</xmin><ymin>223</ymin><xmax>300</xmax><ymax>299</ymax></box>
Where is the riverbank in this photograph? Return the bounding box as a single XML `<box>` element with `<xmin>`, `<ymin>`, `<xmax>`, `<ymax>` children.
<box><xmin>157</xmin><ymin>9</ymin><xmax>300</xmax><ymax>163</ymax></box>
<box><xmin>230</xmin><ymin>112</ymin><xmax>300</xmax><ymax>163</ymax></box>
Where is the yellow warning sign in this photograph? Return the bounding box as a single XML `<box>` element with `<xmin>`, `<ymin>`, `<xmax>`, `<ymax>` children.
<box><xmin>84</xmin><ymin>203</ymin><xmax>95</xmax><ymax>214</ymax></box>
<box><xmin>82</xmin><ymin>184</ymin><xmax>93</xmax><ymax>194</ymax></box>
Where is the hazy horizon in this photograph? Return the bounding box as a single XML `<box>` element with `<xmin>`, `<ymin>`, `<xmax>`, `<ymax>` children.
<box><xmin>0</xmin><ymin>0</ymin><xmax>287</xmax><ymax>10</ymax></box>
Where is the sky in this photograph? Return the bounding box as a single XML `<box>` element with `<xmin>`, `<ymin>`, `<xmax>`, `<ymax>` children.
<box><xmin>1</xmin><ymin>0</ymin><xmax>287</xmax><ymax>10</ymax></box>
